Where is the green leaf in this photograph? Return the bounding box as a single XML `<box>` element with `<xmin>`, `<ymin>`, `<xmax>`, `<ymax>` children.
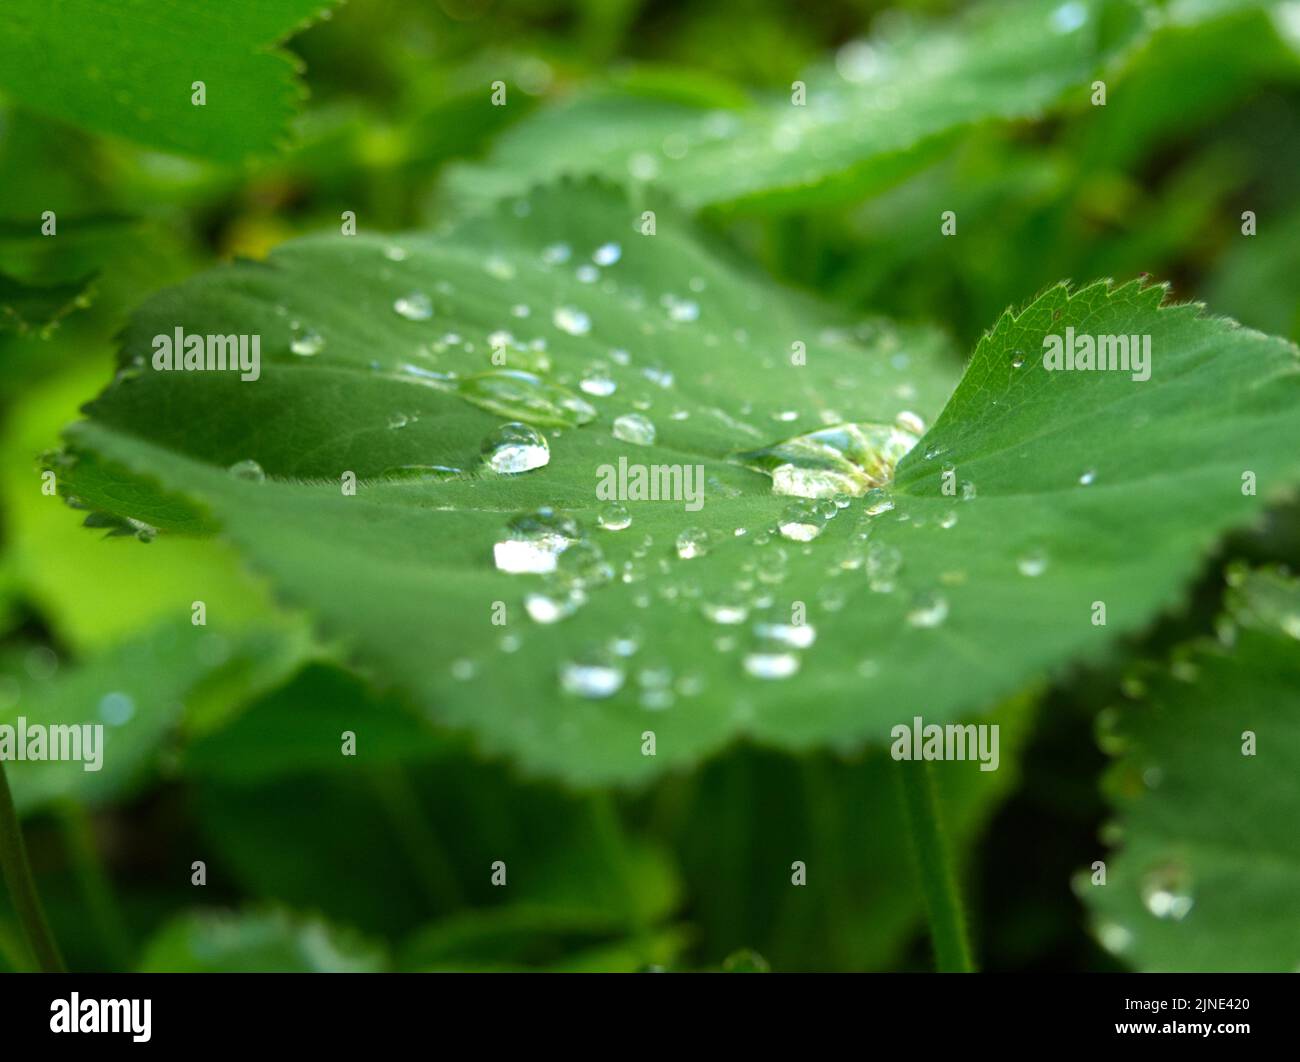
<box><xmin>443</xmin><ymin>0</ymin><xmax>1148</xmax><ymax>213</ymax></box>
<box><xmin>136</xmin><ymin>908</ymin><xmax>387</xmax><ymax>972</ymax></box>
<box><xmin>1082</xmin><ymin>568</ymin><xmax>1300</xmax><ymax>972</ymax></box>
<box><xmin>63</xmin><ymin>180</ymin><xmax>1300</xmax><ymax>786</ymax></box>
<box><xmin>0</xmin><ymin>0</ymin><xmax>337</xmax><ymax>162</ymax></box>
<box><xmin>2</xmin><ymin>619</ymin><xmax>306</xmax><ymax>816</ymax></box>
<box><xmin>0</xmin><ymin>269</ymin><xmax>94</xmax><ymax>337</ymax></box>
<box><xmin>180</xmin><ymin>663</ymin><xmax>449</xmax><ymax>782</ymax></box>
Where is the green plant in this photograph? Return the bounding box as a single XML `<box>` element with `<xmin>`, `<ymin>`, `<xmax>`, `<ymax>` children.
<box><xmin>1</xmin><ymin>0</ymin><xmax>1298</xmax><ymax>974</ymax></box>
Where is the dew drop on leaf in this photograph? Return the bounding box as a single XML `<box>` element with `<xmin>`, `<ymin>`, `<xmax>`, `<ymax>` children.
<box><xmin>560</xmin><ymin>648</ymin><xmax>625</xmax><ymax>698</ymax></box>
<box><xmin>290</xmin><ymin>327</ymin><xmax>324</xmax><ymax>356</ymax></box>
<box><xmin>1016</xmin><ymin>547</ymin><xmax>1049</xmax><ymax>577</ymax></box>
<box><xmin>227</xmin><ymin>459</ymin><xmax>265</xmax><ymax>483</ymax></box>
<box><xmin>393</xmin><ymin>292</ymin><xmax>434</xmax><ymax>320</ymax></box>
<box><xmin>778</xmin><ymin>500</ymin><xmax>826</xmax><ymax>542</ymax></box>
<box><xmin>906</xmin><ymin>590</ymin><xmax>949</xmax><ymax>628</ymax></box>
<box><xmin>1140</xmin><ymin>862</ymin><xmax>1195</xmax><ymax>921</ymax></box>
<box><xmin>493</xmin><ymin>509</ymin><xmax>580</xmax><ymax>574</ymax></box>
<box><xmin>736</xmin><ymin>422</ymin><xmax>919</xmax><ymax>499</ymax></box>
<box><xmin>675</xmin><ymin>527</ymin><xmax>711</xmax><ymax>559</ymax></box>
<box><xmin>482</xmin><ymin>422</ymin><xmax>550</xmax><ymax>474</ymax></box>
<box><xmin>597</xmin><ymin>502</ymin><xmax>631</xmax><ymax>531</ymax></box>
<box><xmin>552</xmin><ymin>305</ymin><xmax>591</xmax><ymax>336</ymax></box>
<box><xmin>612</xmin><ymin>412</ymin><xmax>657</xmax><ymax>446</ymax></box>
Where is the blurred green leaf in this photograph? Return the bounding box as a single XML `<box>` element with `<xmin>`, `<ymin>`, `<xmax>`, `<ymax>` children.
<box><xmin>2</xmin><ymin>619</ymin><xmax>306</xmax><ymax>816</ymax></box>
<box><xmin>0</xmin><ymin>0</ymin><xmax>339</xmax><ymax>162</ymax></box>
<box><xmin>444</xmin><ymin>0</ymin><xmax>1148</xmax><ymax>214</ymax></box>
<box><xmin>136</xmin><ymin>907</ymin><xmax>387</xmax><ymax>971</ymax></box>
<box><xmin>1083</xmin><ymin>568</ymin><xmax>1300</xmax><ymax>971</ymax></box>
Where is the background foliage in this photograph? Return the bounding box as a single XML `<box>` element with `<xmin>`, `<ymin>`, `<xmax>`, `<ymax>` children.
<box><xmin>1</xmin><ymin>0</ymin><xmax>1297</xmax><ymax>972</ymax></box>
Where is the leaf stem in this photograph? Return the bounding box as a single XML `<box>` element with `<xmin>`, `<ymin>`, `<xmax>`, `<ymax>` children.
<box><xmin>0</xmin><ymin>760</ymin><xmax>65</xmax><ymax>972</ymax></box>
<box><xmin>897</xmin><ymin>760</ymin><xmax>974</xmax><ymax>972</ymax></box>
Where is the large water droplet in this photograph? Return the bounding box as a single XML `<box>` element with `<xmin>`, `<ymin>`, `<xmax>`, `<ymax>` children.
<box><xmin>778</xmin><ymin>500</ymin><xmax>826</xmax><ymax>542</ymax></box>
<box><xmin>482</xmin><ymin>422</ymin><xmax>550</xmax><ymax>474</ymax></box>
<box><xmin>592</xmin><ymin>242</ymin><xmax>622</xmax><ymax>266</ymax></box>
<box><xmin>493</xmin><ymin>509</ymin><xmax>580</xmax><ymax>574</ymax></box>
<box><xmin>457</xmin><ymin>370</ymin><xmax>596</xmax><ymax>428</ymax></box>
<box><xmin>735</xmin><ymin>421</ymin><xmax>920</xmax><ymax>499</ymax></box>
<box><xmin>394</xmin><ymin>292</ymin><xmax>434</xmax><ymax>320</ymax></box>
<box><xmin>613</xmin><ymin>412</ymin><xmax>657</xmax><ymax>446</ymax></box>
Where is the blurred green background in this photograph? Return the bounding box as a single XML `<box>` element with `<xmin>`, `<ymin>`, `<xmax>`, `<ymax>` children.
<box><xmin>1</xmin><ymin>0</ymin><xmax>1298</xmax><ymax>971</ymax></box>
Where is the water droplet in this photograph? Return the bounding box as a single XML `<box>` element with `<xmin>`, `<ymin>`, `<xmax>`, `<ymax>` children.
<box><xmin>556</xmin><ymin>540</ymin><xmax>613</xmax><ymax>589</ymax></box>
<box><xmin>450</xmin><ymin>658</ymin><xmax>476</xmax><ymax>681</ymax></box>
<box><xmin>1050</xmin><ymin>1</ymin><xmax>1088</xmax><ymax>34</ymax></box>
<box><xmin>388</xmin><ymin>412</ymin><xmax>410</xmax><ymax>429</ymax></box>
<box><xmin>702</xmin><ymin>595</ymin><xmax>749</xmax><ymax>625</ymax></box>
<box><xmin>525</xmin><ymin>587</ymin><xmax>586</xmax><ymax>624</ymax></box>
<box><xmin>863</xmin><ymin>488</ymin><xmax>894</xmax><ymax>517</ymax></box>
<box><xmin>228</xmin><ymin>459</ymin><xmax>265</xmax><ymax>483</ymax></box>
<box><xmin>721</xmin><ymin>948</ymin><xmax>771</xmax><ymax>973</ymax></box>
<box><xmin>664</xmin><ymin>295</ymin><xmax>700</xmax><ymax>323</ymax></box>
<box><xmin>290</xmin><ymin>327</ymin><xmax>324</xmax><ymax>356</ymax></box>
<box><xmin>493</xmin><ymin>509</ymin><xmax>580</xmax><ymax>574</ymax></box>
<box><xmin>383</xmin><ymin>245</ymin><xmax>408</xmax><ymax>262</ymax></box>
<box><xmin>484</xmin><ymin>254</ymin><xmax>515</xmax><ymax>280</ymax></box>
<box><xmin>895</xmin><ymin>410</ymin><xmax>925</xmax><ymax>434</ymax></box>
<box><xmin>598</xmin><ymin>502</ymin><xmax>632</xmax><ymax>531</ymax></box>
<box><xmin>394</xmin><ymin>292</ymin><xmax>434</xmax><ymax>320</ymax></box>
<box><xmin>98</xmin><ymin>691</ymin><xmax>135</xmax><ymax>726</ymax></box>
<box><xmin>778</xmin><ymin>500</ymin><xmax>826</xmax><ymax>542</ymax></box>
<box><xmin>939</xmin><ymin>511</ymin><xmax>958</xmax><ymax>529</ymax></box>
<box><xmin>457</xmin><ymin>370</ymin><xmax>596</xmax><ymax>428</ymax></box>
<box><xmin>960</xmin><ymin>480</ymin><xmax>977</xmax><ymax>501</ymax></box>
<box><xmin>1140</xmin><ymin>862</ymin><xmax>1194</xmax><ymax>921</ymax></box>
<box><xmin>553</xmin><ymin>305</ymin><xmax>591</xmax><ymax>336</ymax></box>
<box><xmin>560</xmin><ymin>648</ymin><xmax>624</xmax><ymax>698</ymax></box>
<box><xmin>613</xmin><ymin>412</ymin><xmax>657</xmax><ymax>446</ymax></box>
<box><xmin>482</xmin><ymin>422</ymin><xmax>550</xmax><ymax>474</ymax></box>
<box><xmin>1079</xmin><ymin>469</ymin><xmax>1097</xmax><ymax>486</ymax></box>
<box><xmin>592</xmin><ymin>242</ymin><xmax>622</xmax><ymax>266</ymax></box>
<box><xmin>541</xmin><ymin>242</ymin><xmax>571</xmax><ymax>265</ymax></box>
<box><xmin>906</xmin><ymin>590</ymin><xmax>949</xmax><ymax>628</ymax></box>
<box><xmin>675</xmin><ymin>527</ymin><xmax>711</xmax><ymax>559</ymax></box>
<box><xmin>579</xmin><ymin>364</ymin><xmax>616</xmax><ymax>397</ymax></box>
<box><xmin>743</xmin><ymin>645</ymin><xmax>800</xmax><ymax>680</ymax></box>
<box><xmin>753</xmin><ymin>620</ymin><xmax>816</xmax><ymax>649</ymax></box>
<box><xmin>735</xmin><ymin>421</ymin><xmax>920</xmax><ymax>499</ymax></box>
<box><xmin>1011</xmin><ymin>350</ymin><xmax>1025</xmax><ymax>368</ymax></box>
<box><xmin>1016</xmin><ymin>547</ymin><xmax>1049</xmax><ymax>577</ymax></box>
<box><xmin>1096</xmin><ymin>921</ymin><xmax>1133</xmax><ymax>955</ymax></box>
<box><xmin>383</xmin><ymin>464</ymin><xmax>462</xmax><ymax>480</ymax></box>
